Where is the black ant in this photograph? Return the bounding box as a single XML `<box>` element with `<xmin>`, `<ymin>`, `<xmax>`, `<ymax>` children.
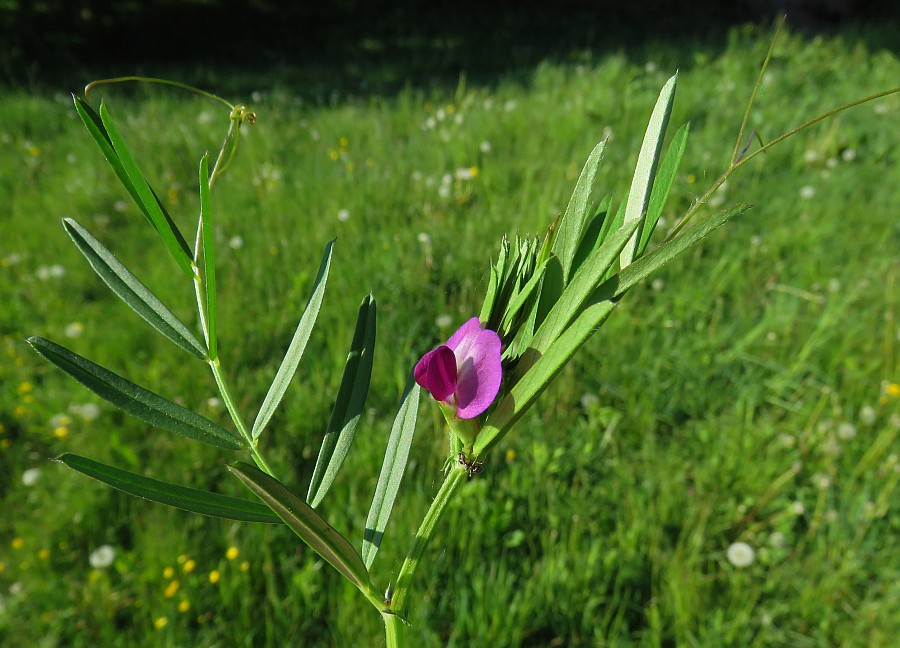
<box><xmin>458</xmin><ymin>452</ymin><xmax>484</xmax><ymax>479</ymax></box>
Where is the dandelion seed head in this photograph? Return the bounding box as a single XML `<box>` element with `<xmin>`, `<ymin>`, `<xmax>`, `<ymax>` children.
<box><xmin>726</xmin><ymin>541</ymin><xmax>755</xmax><ymax>568</ymax></box>
<box><xmin>22</xmin><ymin>468</ymin><xmax>41</xmax><ymax>487</ymax></box>
<box><xmin>88</xmin><ymin>545</ymin><xmax>116</xmax><ymax>569</ymax></box>
<box><xmin>837</xmin><ymin>422</ymin><xmax>857</xmax><ymax>440</ymax></box>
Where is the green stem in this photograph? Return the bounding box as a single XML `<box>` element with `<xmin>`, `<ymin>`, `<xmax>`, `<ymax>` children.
<box><xmin>208</xmin><ymin>358</ymin><xmax>275</xmax><ymax>475</ymax></box>
<box><xmin>383</xmin><ymin>466</ymin><xmax>468</xmax><ymax>646</ymax></box>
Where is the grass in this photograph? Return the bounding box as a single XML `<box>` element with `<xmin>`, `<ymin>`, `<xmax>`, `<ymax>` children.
<box><xmin>1</xmin><ymin>24</ymin><xmax>899</xmax><ymax>647</ymax></box>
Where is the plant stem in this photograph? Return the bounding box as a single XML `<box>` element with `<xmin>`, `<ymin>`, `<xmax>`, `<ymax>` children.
<box><xmin>208</xmin><ymin>358</ymin><xmax>274</xmax><ymax>475</ymax></box>
<box><xmin>383</xmin><ymin>466</ymin><xmax>468</xmax><ymax>646</ymax></box>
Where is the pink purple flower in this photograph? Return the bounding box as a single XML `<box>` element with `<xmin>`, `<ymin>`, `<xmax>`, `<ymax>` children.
<box><xmin>414</xmin><ymin>317</ymin><xmax>502</xmax><ymax>419</ymax></box>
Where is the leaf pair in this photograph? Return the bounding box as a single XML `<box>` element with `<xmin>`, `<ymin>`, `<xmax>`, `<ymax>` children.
<box><xmin>74</xmin><ymin>97</ymin><xmax>194</xmax><ymax>276</ymax></box>
<box><xmin>473</xmin><ymin>74</ymin><xmax>750</xmax><ymax>456</ymax></box>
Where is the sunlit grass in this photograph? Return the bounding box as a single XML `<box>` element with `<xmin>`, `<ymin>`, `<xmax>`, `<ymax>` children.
<box><xmin>1</xmin><ymin>25</ymin><xmax>898</xmax><ymax>647</ymax></box>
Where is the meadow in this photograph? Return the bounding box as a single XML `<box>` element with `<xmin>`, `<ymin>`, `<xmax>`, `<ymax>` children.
<box><xmin>1</xmin><ymin>24</ymin><xmax>899</xmax><ymax>646</ymax></box>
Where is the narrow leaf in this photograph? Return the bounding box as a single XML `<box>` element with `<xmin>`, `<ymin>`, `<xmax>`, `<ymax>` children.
<box><xmin>620</xmin><ymin>73</ymin><xmax>678</xmax><ymax>268</ymax></box>
<box><xmin>27</xmin><ymin>337</ymin><xmax>242</xmax><ymax>450</ymax></box>
<box><xmin>228</xmin><ymin>462</ymin><xmax>375</xmax><ymax>595</ymax></box>
<box><xmin>198</xmin><ymin>153</ymin><xmax>218</xmax><ymax>360</ymax></box>
<box><xmin>530</xmin><ymin>217</ymin><xmax>641</xmax><ymax>356</ymax></box>
<box><xmin>73</xmin><ymin>97</ymin><xmax>147</xmax><ymax>221</ymax></box>
<box><xmin>551</xmin><ymin>139</ymin><xmax>607</xmax><ymax>283</ymax></box>
<box><xmin>99</xmin><ymin>101</ymin><xmax>194</xmax><ymax>276</ymax></box>
<box><xmin>639</xmin><ymin>123</ymin><xmax>690</xmax><ymax>256</ymax></box>
<box><xmin>476</xmin><ymin>299</ymin><xmax>617</xmax><ymax>456</ymax></box>
<box><xmin>252</xmin><ymin>241</ymin><xmax>335</xmax><ymax>440</ymax></box>
<box><xmin>59</xmin><ymin>453</ymin><xmax>282</xmax><ymax>523</ymax></box>
<box><xmin>62</xmin><ymin>218</ymin><xmax>206</xmax><ymax>359</ymax></box>
<box><xmin>362</xmin><ymin>376</ymin><xmax>420</xmax><ymax>569</ymax></box>
<box><xmin>307</xmin><ymin>295</ymin><xmax>377</xmax><ymax>507</ymax></box>
<box><xmin>570</xmin><ymin>195</ymin><xmax>612</xmax><ymax>276</ymax></box>
<box><xmin>597</xmin><ymin>204</ymin><xmax>753</xmax><ymax>302</ymax></box>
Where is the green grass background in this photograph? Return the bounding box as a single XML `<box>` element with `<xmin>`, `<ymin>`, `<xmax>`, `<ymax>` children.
<box><xmin>1</xmin><ymin>25</ymin><xmax>898</xmax><ymax>646</ymax></box>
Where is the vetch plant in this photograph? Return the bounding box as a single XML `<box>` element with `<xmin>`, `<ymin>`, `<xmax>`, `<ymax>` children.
<box><xmin>27</xmin><ymin>23</ymin><xmax>898</xmax><ymax>646</ymax></box>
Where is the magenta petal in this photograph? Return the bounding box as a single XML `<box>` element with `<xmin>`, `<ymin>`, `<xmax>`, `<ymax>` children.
<box><xmin>414</xmin><ymin>345</ymin><xmax>457</xmax><ymax>402</ymax></box>
<box><xmin>452</xmin><ymin>325</ymin><xmax>502</xmax><ymax>419</ymax></box>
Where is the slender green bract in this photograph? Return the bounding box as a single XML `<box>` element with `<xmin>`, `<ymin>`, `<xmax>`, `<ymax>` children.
<box><xmin>27</xmin><ymin>337</ymin><xmax>242</xmax><ymax>450</ymax></box>
<box><xmin>639</xmin><ymin>123</ymin><xmax>689</xmax><ymax>256</ymax></box>
<box><xmin>252</xmin><ymin>240</ymin><xmax>335</xmax><ymax>441</ymax></box>
<box><xmin>62</xmin><ymin>217</ymin><xmax>207</xmax><ymax>359</ymax></box>
<box><xmin>59</xmin><ymin>453</ymin><xmax>282</xmax><ymax>523</ymax></box>
<box><xmin>362</xmin><ymin>375</ymin><xmax>420</xmax><ymax>569</ymax></box>
<box><xmin>228</xmin><ymin>462</ymin><xmax>381</xmax><ymax>608</ymax></box>
<box><xmin>307</xmin><ymin>294</ymin><xmax>377</xmax><ymax>508</ymax></box>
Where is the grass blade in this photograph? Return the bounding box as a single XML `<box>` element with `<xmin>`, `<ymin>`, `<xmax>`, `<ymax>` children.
<box><xmin>228</xmin><ymin>462</ymin><xmax>377</xmax><ymax>599</ymax></box>
<box><xmin>252</xmin><ymin>240</ymin><xmax>335</xmax><ymax>441</ymax></box>
<box><xmin>639</xmin><ymin>123</ymin><xmax>690</xmax><ymax>256</ymax></box>
<box><xmin>620</xmin><ymin>73</ymin><xmax>678</xmax><ymax>268</ymax></box>
<box><xmin>62</xmin><ymin>218</ymin><xmax>206</xmax><ymax>359</ymax></box>
<box><xmin>307</xmin><ymin>295</ymin><xmax>376</xmax><ymax>508</ymax></box>
<box><xmin>98</xmin><ymin>101</ymin><xmax>194</xmax><ymax>276</ymax></box>
<box><xmin>26</xmin><ymin>337</ymin><xmax>242</xmax><ymax>450</ymax></box>
<box><xmin>362</xmin><ymin>375</ymin><xmax>420</xmax><ymax>569</ymax></box>
<box><xmin>551</xmin><ymin>138</ymin><xmax>607</xmax><ymax>283</ymax></box>
<box><xmin>198</xmin><ymin>153</ymin><xmax>218</xmax><ymax>360</ymax></box>
<box><xmin>59</xmin><ymin>453</ymin><xmax>282</xmax><ymax>523</ymax></box>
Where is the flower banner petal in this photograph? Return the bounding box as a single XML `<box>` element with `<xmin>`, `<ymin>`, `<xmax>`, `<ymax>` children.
<box><xmin>454</xmin><ymin>327</ymin><xmax>502</xmax><ymax>419</ymax></box>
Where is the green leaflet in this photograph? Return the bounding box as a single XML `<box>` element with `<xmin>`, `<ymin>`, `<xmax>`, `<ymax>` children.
<box><xmin>198</xmin><ymin>153</ymin><xmax>218</xmax><ymax>360</ymax></box>
<box><xmin>307</xmin><ymin>295</ymin><xmax>377</xmax><ymax>508</ymax></box>
<box><xmin>550</xmin><ymin>138</ymin><xmax>607</xmax><ymax>282</ymax></box>
<box><xmin>62</xmin><ymin>218</ymin><xmax>206</xmax><ymax>359</ymax></box>
<box><xmin>252</xmin><ymin>241</ymin><xmax>334</xmax><ymax>441</ymax></box>
<box><xmin>639</xmin><ymin>123</ymin><xmax>690</xmax><ymax>256</ymax></box>
<box><xmin>96</xmin><ymin>100</ymin><xmax>194</xmax><ymax>276</ymax></box>
<box><xmin>59</xmin><ymin>453</ymin><xmax>282</xmax><ymax>523</ymax></box>
<box><xmin>362</xmin><ymin>375</ymin><xmax>420</xmax><ymax>569</ymax></box>
<box><xmin>27</xmin><ymin>337</ymin><xmax>241</xmax><ymax>450</ymax></box>
<box><xmin>620</xmin><ymin>73</ymin><xmax>678</xmax><ymax>268</ymax></box>
<box><xmin>228</xmin><ymin>462</ymin><xmax>381</xmax><ymax>608</ymax></box>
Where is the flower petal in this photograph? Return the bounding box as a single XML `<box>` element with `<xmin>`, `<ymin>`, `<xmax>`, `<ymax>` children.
<box><xmin>414</xmin><ymin>345</ymin><xmax>457</xmax><ymax>402</ymax></box>
<box><xmin>452</xmin><ymin>324</ymin><xmax>502</xmax><ymax>419</ymax></box>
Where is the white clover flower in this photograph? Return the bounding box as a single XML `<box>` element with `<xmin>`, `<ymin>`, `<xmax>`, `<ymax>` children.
<box><xmin>435</xmin><ymin>314</ymin><xmax>453</xmax><ymax>329</ymax></box>
<box><xmin>768</xmin><ymin>531</ymin><xmax>786</xmax><ymax>548</ymax></box>
<box><xmin>50</xmin><ymin>413</ymin><xmax>72</xmax><ymax>428</ymax></box>
<box><xmin>859</xmin><ymin>405</ymin><xmax>876</xmax><ymax>426</ymax></box>
<box><xmin>435</xmin><ymin>108</ymin><xmax>446</xmax><ymax>122</ymax></box>
<box><xmin>78</xmin><ymin>403</ymin><xmax>100</xmax><ymax>421</ymax></box>
<box><xmin>811</xmin><ymin>473</ymin><xmax>831</xmax><ymax>490</ymax></box>
<box><xmin>644</xmin><ymin>61</ymin><xmax>658</xmax><ymax>73</ymax></box>
<box><xmin>778</xmin><ymin>433</ymin><xmax>796</xmax><ymax>448</ymax></box>
<box><xmin>89</xmin><ymin>545</ymin><xmax>116</xmax><ymax>569</ymax></box>
<box><xmin>799</xmin><ymin>186</ymin><xmax>816</xmax><ymax>200</ymax></box>
<box><xmin>503</xmin><ymin>99</ymin><xmax>518</xmax><ymax>112</ymax></box>
<box><xmin>803</xmin><ymin>149</ymin><xmax>820</xmax><ymax>163</ymax></box>
<box><xmin>837</xmin><ymin>422</ymin><xmax>857</xmax><ymax>440</ymax></box>
<box><xmin>651</xmin><ymin>278</ymin><xmax>665</xmax><ymax>291</ymax></box>
<box><xmin>337</xmin><ymin>209</ymin><xmax>351</xmax><ymax>222</ymax></box>
<box><xmin>417</xmin><ymin>232</ymin><xmax>432</xmax><ymax>245</ymax></box>
<box><xmin>454</xmin><ymin>167</ymin><xmax>475</xmax><ymax>181</ymax></box>
<box><xmin>479</xmin><ymin>140</ymin><xmax>492</xmax><ymax>154</ymax></box>
<box><xmin>64</xmin><ymin>322</ymin><xmax>84</xmax><ymax>338</ymax></box>
<box><xmin>206</xmin><ymin>397</ymin><xmax>222</xmax><ymax>410</ymax></box>
<box><xmin>22</xmin><ymin>468</ymin><xmax>41</xmax><ymax>486</ymax></box>
<box><xmin>726</xmin><ymin>541</ymin><xmax>755</xmax><ymax>568</ymax></box>
<box><xmin>228</xmin><ymin>235</ymin><xmax>244</xmax><ymax>250</ymax></box>
<box><xmin>790</xmin><ymin>501</ymin><xmax>806</xmax><ymax>515</ymax></box>
<box><xmin>579</xmin><ymin>393</ymin><xmax>600</xmax><ymax>409</ymax></box>
<box><xmin>438</xmin><ymin>185</ymin><xmax>451</xmax><ymax>199</ymax></box>
<box><xmin>422</xmin><ymin>116</ymin><xmax>436</xmax><ymax>130</ymax></box>
<box><xmin>841</xmin><ymin>148</ymin><xmax>857</xmax><ymax>162</ymax></box>
<box><xmin>826</xmin><ymin>157</ymin><xmax>839</xmax><ymax>169</ymax></box>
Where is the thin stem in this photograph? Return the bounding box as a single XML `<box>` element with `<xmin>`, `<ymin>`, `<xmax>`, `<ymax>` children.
<box><xmin>208</xmin><ymin>358</ymin><xmax>275</xmax><ymax>475</ymax></box>
<box><xmin>731</xmin><ymin>16</ymin><xmax>785</xmax><ymax>165</ymax></box>
<box><xmin>387</xmin><ymin>467</ymin><xmax>467</xmax><ymax>628</ymax></box>
<box><xmin>84</xmin><ymin>76</ymin><xmax>235</xmax><ymax>111</ymax></box>
<box><xmin>383</xmin><ymin>612</ymin><xmax>406</xmax><ymax>648</ymax></box>
<box><xmin>667</xmin><ymin>85</ymin><xmax>899</xmax><ymax>239</ymax></box>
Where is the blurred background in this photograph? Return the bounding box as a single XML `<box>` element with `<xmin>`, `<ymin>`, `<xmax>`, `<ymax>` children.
<box><xmin>1</xmin><ymin>1</ymin><xmax>898</xmax><ymax>647</ymax></box>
